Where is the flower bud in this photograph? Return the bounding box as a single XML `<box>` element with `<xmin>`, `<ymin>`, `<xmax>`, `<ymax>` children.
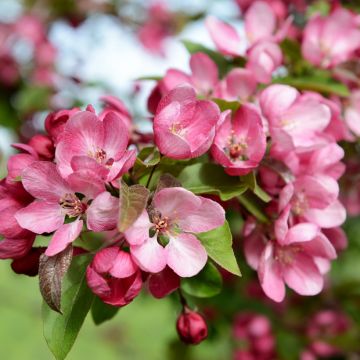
<box><xmin>28</xmin><ymin>134</ymin><xmax>54</xmax><ymax>160</ymax></box>
<box><xmin>176</xmin><ymin>308</ymin><xmax>208</xmax><ymax>345</ymax></box>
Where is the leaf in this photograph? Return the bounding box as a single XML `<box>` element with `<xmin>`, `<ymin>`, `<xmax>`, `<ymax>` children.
<box><xmin>242</xmin><ymin>172</ymin><xmax>272</xmax><ymax>203</ymax></box>
<box><xmin>272</xmin><ymin>74</ymin><xmax>350</xmax><ymax>97</ymax></box>
<box><xmin>91</xmin><ymin>297</ymin><xmax>120</xmax><ymax>325</ymax></box>
<box><xmin>39</xmin><ymin>246</ymin><xmax>73</xmax><ymax>314</ymax></box>
<box><xmin>182</xmin><ymin>40</ymin><xmax>246</xmax><ymax>78</ymax></box>
<box><xmin>136</xmin><ymin>75</ymin><xmax>163</xmax><ymax>81</ymax></box>
<box><xmin>155</xmin><ymin>173</ymin><xmax>182</xmax><ymax>193</ymax></box>
<box><xmin>14</xmin><ymin>85</ymin><xmax>52</xmax><ymax>115</ymax></box>
<box><xmin>181</xmin><ymin>262</ymin><xmax>223</xmax><ymax>298</ymax></box>
<box><xmin>135</xmin><ymin>146</ymin><xmax>161</xmax><ymax>168</ymax></box>
<box><xmin>197</xmin><ymin>221</ymin><xmax>241</xmax><ymax>276</ymax></box>
<box><xmin>42</xmin><ymin>254</ymin><xmax>94</xmax><ymax>360</ymax></box>
<box><xmin>177</xmin><ymin>163</ymin><xmax>248</xmax><ymax>201</ymax></box>
<box><xmin>237</xmin><ymin>192</ymin><xmax>270</xmax><ymax>224</ymax></box>
<box><xmin>212</xmin><ymin>98</ymin><xmax>241</xmax><ymax>113</ymax></box>
<box><xmin>118</xmin><ymin>181</ymin><xmax>150</xmax><ymax>232</ymax></box>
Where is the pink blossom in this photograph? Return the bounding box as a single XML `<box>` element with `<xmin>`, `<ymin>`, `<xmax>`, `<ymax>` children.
<box><xmin>279</xmin><ymin>175</ymin><xmax>346</xmax><ymax>228</ymax></box>
<box><xmin>257</xmin><ymin>206</ymin><xmax>336</xmax><ymax>302</ymax></box>
<box><xmin>15</xmin><ymin>161</ymin><xmax>118</xmax><ymax>256</ymax></box>
<box><xmin>148</xmin><ymin>267</ymin><xmax>180</xmax><ymax>298</ymax></box>
<box><xmin>125</xmin><ymin>187</ymin><xmax>225</xmax><ymax>277</ymax></box>
<box><xmin>153</xmin><ymin>86</ymin><xmax>220</xmax><ymax>159</ymax></box>
<box><xmin>176</xmin><ymin>308</ymin><xmax>208</xmax><ymax>345</ymax></box>
<box><xmin>86</xmin><ymin>247</ymin><xmax>142</xmax><ymax>306</ymax></box>
<box><xmin>302</xmin><ymin>8</ymin><xmax>360</xmax><ymax>68</ymax></box>
<box><xmin>100</xmin><ymin>95</ymin><xmax>132</xmax><ymax>130</ymax></box>
<box><xmin>260</xmin><ymin>85</ymin><xmax>331</xmax><ymax>151</ymax></box>
<box><xmin>161</xmin><ymin>53</ymin><xmax>219</xmax><ymax>97</ymax></box>
<box><xmin>345</xmin><ymin>90</ymin><xmax>360</xmax><ymax>137</ymax></box>
<box><xmin>233</xmin><ymin>312</ymin><xmax>276</xmax><ymax>360</ymax></box>
<box><xmin>211</xmin><ymin>105</ymin><xmax>266</xmax><ymax>176</ymax></box>
<box><xmin>246</xmin><ymin>40</ymin><xmax>283</xmax><ymax>84</ymax></box>
<box><xmin>55</xmin><ymin>110</ymin><xmax>136</xmax><ymax>182</ymax></box>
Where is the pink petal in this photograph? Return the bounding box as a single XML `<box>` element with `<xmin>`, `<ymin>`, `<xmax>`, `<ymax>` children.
<box><xmin>86</xmin><ymin>192</ymin><xmax>119</xmax><ymax>232</ymax></box>
<box><xmin>285</xmin><ymin>223</ymin><xmax>319</xmax><ymax>245</ymax></box>
<box><xmin>258</xmin><ymin>242</ymin><xmax>285</xmax><ymax>302</ymax></box>
<box><xmin>282</xmin><ymin>251</ymin><xmax>324</xmax><ymax>296</ymax></box>
<box><xmin>224</xmin><ymin>68</ymin><xmax>257</xmax><ymax>101</ymax></box>
<box><xmin>124</xmin><ymin>210</ymin><xmax>153</xmax><ymax>246</ymax></box>
<box><xmin>70</xmin><ymin>156</ymin><xmax>109</xmax><ymax>180</ymax></box>
<box><xmin>21</xmin><ymin>161</ymin><xmax>71</xmax><ymax>202</ymax></box>
<box><xmin>148</xmin><ymin>267</ymin><xmax>180</xmax><ymax>299</ymax></box>
<box><xmin>322</xmin><ymin>227</ymin><xmax>347</xmax><ymax>252</ymax></box>
<box><xmin>154</xmin><ymin>187</ymin><xmax>201</xmax><ymax>220</ymax></box>
<box><xmin>86</xmin><ymin>266</ymin><xmax>111</xmax><ymax>297</ymax></box>
<box><xmin>103</xmin><ymin>111</ymin><xmax>129</xmax><ymax>159</ymax></box>
<box><xmin>45</xmin><ymin>219</ymin><xmax>83</xmax><ymax>256</ymax></box>
<box><xmin>92</xmin><ymin>247</ymin><xmax>118</xmax><ymax>274</ymax></box>
<box><xmin>178</xmin><ymin>196</ymin><xmax>225</xmax><ymax>233</ymax></box>
<box><xmin>0</xmin><ymin>236</ymin><xmax>35</xmax><ymax>259</ymax></box>
<box><xmin>7</xmin><ymin>154</ymin><xmax>36</xmax><ymax>181</ymax></box>
<box><xmin>130</xmin><ymin>236</ymin><xmax>167</xmax><ymax>273</ymax></box>
<box><xmin>66</xmin><ymin>169</ymin><xmax>105</xmax><ymax>199</ymax></box>
<box><xmin>301</xmin><ymin>233</ymin><xmax>337</xmax><ymax>260</ymax></box>
<box><xmin>245</xmin><ymin>1</ymin><xmax>276</xmax><ymax>44</ymax></box>
<box><xmin>304</xmin><ymin>200</ymin><xmax>346</xmax><ymax>228</ymax></box>
<box><xmin>15</xmin><ymin>201</ymin><xmax>64</xmax><ymax>234</ymax></box>
<box><xmin>107</xmin><ymin>149</ymin><xmax>136</xmax><ymax>182</ymax></box>
<box><xmin>161</xmin><ymin>69</ymin><xmax>191</xmax><ymax>93</ymax></box>
<box><xmin>244</xmin><ymin>229</ymin><xmax>267</xmax><ymax>270</ymax></box>
<box><xmin>206</xmin><ymin>16</ymin><xmax>242</xmax><ymax>56</ymax></box>
<box><xmin>274</xmin><ymin>205</ymin><xmax>290</xmax><ymax>245</ymax></box>
<box><xmin>260</xmin><ymin>84</ymin><xmax>298</xmax><ymax>122</ymax></box>
<box><xmin>110</xmin><ymin>250</ymin><xmax>138</xmax><ymax>278</ymax></box>
<box><xmin>190</xmin><ymin>53</ymin><xmax>218</xmax><ymax>94</ymax></box>
<box><xmin>0</xmin><ymin>199</ymin><xmax>28</xmax><ymax>238</ymax></box>
<box><xmin>165</xmin><ymin>233</ymin><xmax>207</xmax><ymax>277</ymax></box>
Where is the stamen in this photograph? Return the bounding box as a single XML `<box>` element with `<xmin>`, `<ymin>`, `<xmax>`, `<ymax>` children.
<box><xmin>59</xmin><ymin>193</ymin><xmax>84</xmax><ymax>217</ymax></box>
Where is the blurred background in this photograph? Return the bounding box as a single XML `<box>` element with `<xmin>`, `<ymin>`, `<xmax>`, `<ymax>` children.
<box><xmin>2</xmin><ymin>0</ymin><xmax>360</xmax><ymax>359</ymax></box>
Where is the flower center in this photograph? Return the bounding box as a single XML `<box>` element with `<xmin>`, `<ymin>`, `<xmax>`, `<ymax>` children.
<box><xmin>59</xmin><ymin>193</ymin><xmax>85</xmax><ymax>217</ymax></box>
<box><xmin>154</xmin><ymin>217</ymin><xmax>169</xmax><ymax>232</ymax></box>
<box><xmin>226</xmin><ymin>135</ymin><xmax>248</xmax><ymax>161</ymax></box>
<box><xmin>292</xmin><ymin>192</ymin><xmax>308</xmax><ymax>216</ymax></box>
<box><xmin>170</xmin><ymin>122</ymin><xmax>185</xmax><ymax>136</ymax></box>
<box><xmin>275</xmin><ymin>245</ymin><xmax>302</xmax><ymax>265</ymax></box>
<box><xmin>88</xmin><ymin>148</ymin><xmax>114</xmax><ymax>168</ymax></box>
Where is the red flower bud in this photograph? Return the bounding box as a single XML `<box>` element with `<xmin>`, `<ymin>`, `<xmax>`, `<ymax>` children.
<box><xmin>176</xmin><ymin>308</ymin><xmax>208</xmax><ymax>345</ymax></box>
<box><xmin>28</xmin><ymin>134</ymin><xmax>54</xmax><ymax>160</ymax></box>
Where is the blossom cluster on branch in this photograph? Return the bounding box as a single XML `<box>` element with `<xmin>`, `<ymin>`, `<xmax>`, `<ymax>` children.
<box><xmin>1</xmin><ymin>0</ymin><xmax>360</xmax><ymax>358</ymax></box>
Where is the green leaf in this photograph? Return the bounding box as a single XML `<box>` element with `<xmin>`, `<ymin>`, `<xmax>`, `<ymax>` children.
<box><xmin>136</xmin><ymin>147</ymin><xmax>161</xmax><ymax>168</ymax></box>
<box><xmin>197</xmin><ymin>221</ymin><xmax>241</xmax><ymax>276</ymax></box>
<box><xmin>177</xmin><ymin>163</ymin><xmax>248</xmax><ymax>201</ymax></box>
<box><xmin>14</xmin><ymin>86</ymin><xmax>52</xmax><ymax>115</ymax></box>
<box><xmin>242</xmin><ymin>172</ymin><xmax>271</xmax><ymax>203</ymax></box>
<box><xmin>136</xmin><ymin>75</ymin><xmax>163</xmax><ymax>81</ymax></box>
<box><xmin>212</xmin><ymin>98</ymin><xmax>241</xmax><ymax>113</ymax></box>
<box><xmin>181</xmin><ymin>262</ymin><xmax>223</xmax><ymax>298</ymax></box>
<box><xmin>39</xmin><ymin>246</ymin><xmax>73</xmax><ymax>313</ymax></box>
<box><xmin>237</xmin><ymin>192</ymin><xmax>270</xmax><ymax>224</ymax></box>
<box><xmin>272</xmin><ymin>74</ymin><xmax>350</xmax><ymax>97</ymax></box>
<box><xmin>91</xmin><ymin>297</ymin><xmax>120</xmax><ymax>325</ymax></box>
<box><xmin>182</xmin><ymin>40</ymin><xmax>246</xmax><ymax>77</ymax></box>
<box><xmin>118</xmin><ymin>181</ymin><xmax>150</xmax><ymax>232</ymax></box>
<box><xmin>42</xmin><ymin>254</ymin><xmax>94</xmax><ymax>360</ymax></box>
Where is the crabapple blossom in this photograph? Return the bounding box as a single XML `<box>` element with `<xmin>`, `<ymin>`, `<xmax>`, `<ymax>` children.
<box><xmin>55</xmin><ymin>110</ymin><xmax>136</xmax><ymax>182</ymax></box>
<box><xmin>302</xmin><ymin>8</ymin><xmax>360</xmax><ymax>68</ymax></box>
<box><xmin>211</xmin><ymin>105</ymin><xmax>266</xmax><ymax>176</ymax></box>
<box><xmin>86</xmin><ymin>247</ymin><xmax>142</xmax><ymax>306</ymax></box>
<box><xmin>125</xmin><ymin>187</ymin><xmax>225</xmax><ymax>277</ymax></box>
<box><xmin>15</xmin><ymin>161</ymin><xmax>117</xmax><ymax>256</ymax></box>
<box><xmin>153</xmin><ymin>86</ymin><xmax>220</xmax><ymax>159</ymax></box>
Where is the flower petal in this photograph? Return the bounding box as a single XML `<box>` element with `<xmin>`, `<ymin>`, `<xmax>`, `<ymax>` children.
<box><xmin>45</xmin><ymin>219</ymin><xmax>83</xmax><ymax>256</ymax></box>
<box><xmin>166</xmin><ymin>233</ymin><xmax>207</xmax><ymax>277</ymax></box>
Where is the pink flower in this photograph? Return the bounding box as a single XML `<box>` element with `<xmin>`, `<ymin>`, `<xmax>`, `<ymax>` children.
<box><xmin>125</xmin><ymin>187</ymin><xmax>225</xmax><ymax>277</ymax></box>
<box><xmin>55</xmin><ymin>110</ymin><xmax>136</xmax><ymax>182</ymax></box>
<box><xmin>148</xmin><ymin>267</ymin><xmax>180</xmax><ymax>298</ymax></box>
<box><xmin>0</xmin><ymin>179</ymin><xmax>35</xmax><ymax>259</ymax></box>
<box><xmin>257</xmin><ymin>206</ymin><xmax>336</xmax><ymax>302</ymax></box>
<box><xmin>233</xmin><ymin>312</ymin><xmax>276</xmax><ymax>360</ymax></box>
<box><xmin>279</xmin><ymin>175</ymin><xmax>346</xmax><ymax>228</ymax></box>
<box><xmin>160</xmin><ymin>53</ymin><xmax>219</xmax><ymax>97</ymax></box>
<box><xmin>153</xmin><ymin>86</ymin><xmax>220</xmax><ymax>159</ymax></box>
<box><xmin>246</xmin><ymin>40</ymin><xmax>283</xmax><ymax>84</ymax></box>
<box><xmin>302</xmin><ymin>8</ymin><xmax>360</xmax><ymax>68</ymax></box>
<box><xmin>15</xmin><ymin>161</ymin><xmax>118</xmax><ymax>256</ymax></box>
<box><xmin>86</xmin><ymin>247</ymin><xmax>142</xmax><ymax>307</ymax></box>
<box><xmin>260</xmin><ymin>85</ymin><xmax>331</xmax><ymax>151</ymax></box>
<box><xmin>99</xmin><ymin>95</ymin><xmax>132</xmax><ymax>130</ymax></box>
<box><xmin>211</xmin><ymin>105</ymin><xmax>266</xmax><ymax>176</ymax></box>
<box><xmin>345</xmin><ymin>90</ymin><xmax>360</xmax><ymax>137</ymax></box>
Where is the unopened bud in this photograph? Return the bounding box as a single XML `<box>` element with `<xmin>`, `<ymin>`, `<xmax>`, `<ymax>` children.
<box><xmin>176</xmin><ymin>308</ymin><xmax>208</xmax><ymax>345</ymax></box>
